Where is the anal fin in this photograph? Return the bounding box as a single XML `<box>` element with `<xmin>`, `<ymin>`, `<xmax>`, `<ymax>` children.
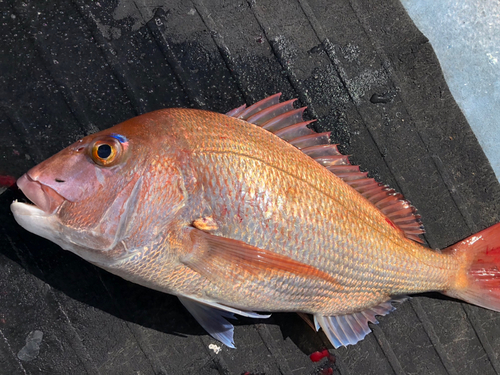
<box><xmin>314</xmin><ymin>298</ymin><xmax>407</xmax><ymax>348</ymax></box>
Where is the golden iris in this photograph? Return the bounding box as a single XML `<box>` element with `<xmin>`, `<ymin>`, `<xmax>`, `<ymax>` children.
<box><xmin>90</xmin><ymin>137</ymin><xmax>122</xmax><ymax>166</ymax></box>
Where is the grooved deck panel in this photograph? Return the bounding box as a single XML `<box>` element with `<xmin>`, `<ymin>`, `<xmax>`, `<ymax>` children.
<box><xmin>1</xmin><ymin>1</ymin><xmax>500</xmax><ymax>374</ymax></box>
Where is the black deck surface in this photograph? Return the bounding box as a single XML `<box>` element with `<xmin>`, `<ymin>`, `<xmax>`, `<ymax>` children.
<box><xmin>1</xmin><ymin>1</ymin><xmax>500</xmax><ymax>374</ymax></box>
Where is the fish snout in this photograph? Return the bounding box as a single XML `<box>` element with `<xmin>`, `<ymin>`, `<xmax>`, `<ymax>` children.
<box><xmin>17</xmin><ymin>173</ymin><xmax>65</xmax><ymax>214</ymax></box>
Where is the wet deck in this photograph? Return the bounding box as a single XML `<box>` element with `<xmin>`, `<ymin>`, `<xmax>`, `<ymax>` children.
<box><xmin>1</xmin><ymin>1</ymin><xmax>500</xmax><ymax>374</ymax></box>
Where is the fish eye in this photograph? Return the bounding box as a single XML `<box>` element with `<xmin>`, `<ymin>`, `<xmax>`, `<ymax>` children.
<box><xmin>97</xmin><ymin>144</ymin><xmax>112</xmax><ymax>159</ymax></box>
<box><xmin>90</xmin><ymin>136</ymin><xmax>123</xmax><ymax>166</ymax></box>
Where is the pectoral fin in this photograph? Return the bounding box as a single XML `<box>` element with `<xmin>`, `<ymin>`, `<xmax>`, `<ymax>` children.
<box><xmin>182</xmin><ymin>227</ymin><xmax>338</xmax><ymax>286</ymax></box>
<box><xmin>178</xmin><ymin>296</ymin><xmax>270</xmax><ymax>349</ymax></box>
<box><xmin>178</xmin><ymin>296</ymin><xmax>237</xmax><ymax>348</ymax></box>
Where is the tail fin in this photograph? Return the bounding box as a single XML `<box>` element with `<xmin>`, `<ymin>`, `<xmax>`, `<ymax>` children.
<box><xmin>443</xmin><ymin>222</ymin><xmax>500</xmax><ymax>311</ymax></box>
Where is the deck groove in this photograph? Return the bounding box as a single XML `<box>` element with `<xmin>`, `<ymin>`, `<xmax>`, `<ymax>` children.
<box><xmin>247</xmin><ymin>0</ymin><xmax>320</xmax><ymax>117</ymax></box>
<box><xmin>191</xmin><ymin>0</ymin><xmax>253</xmax><ymax>106</ymax></box>
<box><xmin>410</xmin><ymin>298</ymin><xmax>459</xmax><ymax>375</ymax></box>
<box><xmin>8</xmin><ymin>5</ymin><xmax>97</xmax><ymax>138</ymax></box>
<box><xmin>95</xmin><ymin>269</ymin><xmax>170</xmax><ymax>375</ymax></box>
<box><xmin>4</xmin><ymin>233</ymin><xmax>103</xmax><ymax>375</ymax></box>
<box><xmin>145</xmin><ymin>7</ymin><xmax>204</xmax><ymax>109</ymax></box>
<box><xmin>0</xmin><ymin>328</ymin><xmax>28</xmax><ymax>375</ymax></box>
<box><xmin>70</xmin><ymin>0</ymin><xmax>146</xmax><ymax>115</ymax></box>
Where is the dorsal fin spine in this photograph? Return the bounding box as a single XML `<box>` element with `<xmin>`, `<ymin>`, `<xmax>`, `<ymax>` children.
<box><xmin>262</xmin><ymin>107</ymin><xmax>307</xmax><ymax>132</ymax></box>
<box><xmin>302</xmin><ymin>144</ymin><xmax>342</xmax><ymax>158</ymax></box>
<box><xmin>225</xmin><ymin>94</ymin><xmax>425</xmax><ymax>243</ymax></box>
<box><xmin>225</xmin><ymin>104</ymin><xmax>247</xmax><ymax>118</ymax></box>
<box><xmin>238</xmin><ymin>93</ymin><xmax>282</xmax><ymax>119</ymax></box>
<box><xmin>290</xmin><ymin>132</ymin><xmax>332</xmax><ymax>149</ymax></box>
<box><xmin>274</xmin><ymin>121</ymin><xmax>316</xmax><ymax>140</ymax></box>
<box><xmin>247</xmin><ymin>99</ymin><xmax>297</xmax><ymax>125</ymax></box>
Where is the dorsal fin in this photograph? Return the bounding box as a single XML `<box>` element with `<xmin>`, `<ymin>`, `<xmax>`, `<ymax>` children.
<box><xmin>226</xmin><ymin>94</ymin><xmax>425</xmax><ymax>243</ymax></box>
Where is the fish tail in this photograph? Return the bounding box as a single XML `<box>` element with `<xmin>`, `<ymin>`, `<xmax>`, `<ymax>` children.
<box><xmin>443</xmin><ymin>222</ymin><xmax>500</xmax><ymax>311</ymax></box>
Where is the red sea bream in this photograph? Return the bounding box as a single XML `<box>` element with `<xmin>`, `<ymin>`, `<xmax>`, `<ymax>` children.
<box><xmin>11</xmin><ymin>94</ymin><xmax>500</xmax><ymax>348</ymax></box>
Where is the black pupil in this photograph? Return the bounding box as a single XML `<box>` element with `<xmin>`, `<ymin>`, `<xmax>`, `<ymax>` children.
<box><xmin>97</xmin><ymin>144</ymin><xmax>112</xmax><ymax>159</ymax></box>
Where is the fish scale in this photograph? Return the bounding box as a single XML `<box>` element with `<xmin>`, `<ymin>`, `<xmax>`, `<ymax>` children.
<box><xmin>173</xmin><ymin>109</ymin><xmax>458</xmax><ymax>311</ymax></box>
<box><xmin>11</xmin><ymin>95</ymin><xmax>500</xmax><ymax>349</ymax></box>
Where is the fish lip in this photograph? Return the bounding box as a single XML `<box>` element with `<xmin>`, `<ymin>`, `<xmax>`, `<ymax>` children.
<box><xmin>16</xmin><ymin>174</ymin><xmax>66</xmax><ymax>214</ymax></box>
<box><xmin>11</xmin><ymin>200</ymin><xmax>52</xmax><ymax>218</ymax></box>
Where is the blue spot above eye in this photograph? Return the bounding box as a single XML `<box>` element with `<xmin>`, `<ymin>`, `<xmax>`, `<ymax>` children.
<box><xmin>111</xmin><ymin>133</ymin><xmax>127</xmax><ymax>143</ymax></box>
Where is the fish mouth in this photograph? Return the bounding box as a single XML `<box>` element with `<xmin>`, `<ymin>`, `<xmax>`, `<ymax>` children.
<box><xmin>16</xmin><ymin>173</ymin><xmax>66</xmax><ymax>214</ymax></box>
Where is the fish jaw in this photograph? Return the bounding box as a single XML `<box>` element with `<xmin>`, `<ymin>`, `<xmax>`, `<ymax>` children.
<box><xmin>11</xmin><ymin>200</ymin><xmax>66</xmax><ymax>249</ymax></box>
<box><xmin>10</xmin><ymin>200</ymin><xmax>134</xmax><ymax>267</ymax></box>
<box><xmin>12</xmin><ymin>172</ymin><xmax>68</xmax><ymax>247</ymax></box>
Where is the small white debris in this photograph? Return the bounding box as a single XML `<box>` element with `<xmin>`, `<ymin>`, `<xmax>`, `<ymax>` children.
<box><xmin>487</xmin><ymin>52</ymin><xmax>498</xmax><ymax>65</ymax></box>
<box><xmin>208</xmin><ymin>343</ymin><xmax>221</xmax><ymax>354</ymax></box>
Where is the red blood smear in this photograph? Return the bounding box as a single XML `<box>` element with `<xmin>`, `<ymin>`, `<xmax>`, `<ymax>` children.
<box><xmin>320</xmin><ymin>368</ymin><xmax>334</xmax><ymax>375</ymax></box>
<box><xmin>310</xmin><ymin>349</ymin><xmax>330</xmax><ymax>362</ymax></box>
<box><xmin>0</xmin><ymin>175</ymin><xmax>16</xmax><ymax>188</ymax></box>
<box><xmin>385</xmin><ymin>217</ymin><xmax>397</xmax><ymax>230</ymax></box>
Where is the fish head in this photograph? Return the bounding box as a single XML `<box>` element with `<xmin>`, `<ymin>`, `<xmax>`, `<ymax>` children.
<box><xmin>11</xmin><ymin>111</ymin><xmax>189</xmax><ymax>267</ymax></box>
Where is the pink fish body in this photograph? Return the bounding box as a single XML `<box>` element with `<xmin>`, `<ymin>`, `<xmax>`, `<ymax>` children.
<box><xmin>11</xmin><ymin>94</ymin><xmax>500</xmax><ymax>348</ymax></box>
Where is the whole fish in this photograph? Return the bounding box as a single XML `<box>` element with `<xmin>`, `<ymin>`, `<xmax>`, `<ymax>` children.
<box><xmin>11</xmin><ymin>94</ymin><xmax>500</xmax><ymax>349</ymax></box>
